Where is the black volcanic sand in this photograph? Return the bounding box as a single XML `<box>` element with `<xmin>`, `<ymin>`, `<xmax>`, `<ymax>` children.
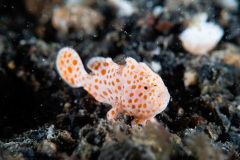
<box><xmin>0</xmin><ymin>0</ymin><xmax>240</xmax><ymax>159</ymax></box>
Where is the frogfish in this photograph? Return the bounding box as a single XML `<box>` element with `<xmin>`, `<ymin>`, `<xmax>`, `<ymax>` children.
<box><xmin>56</xmin><ymin>47</ymin><xmax>170</xmax><ymax>126</ymax></box>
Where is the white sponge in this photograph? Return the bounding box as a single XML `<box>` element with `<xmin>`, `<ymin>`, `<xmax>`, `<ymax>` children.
<box><xmin>179</xmin><ymin>13</ymin><xmax>224</xmax><ymax>55</ymax></box>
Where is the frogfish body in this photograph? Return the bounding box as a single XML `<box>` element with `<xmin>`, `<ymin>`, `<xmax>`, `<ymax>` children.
<box><xmin>56</xmin><ymin>47</ymin><xmax>170</xmax><ymax>126</ymax></box>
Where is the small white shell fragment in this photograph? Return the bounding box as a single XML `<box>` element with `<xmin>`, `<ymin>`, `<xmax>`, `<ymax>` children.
<box><xmin>183</xmin><ymin>70</ymin><xmax>198</xmax><ymax>87</ymax></box>
<box><xmin>179</xmin><ymin>13</ymin><xmax>224</xmax><ymax>55</ymax></box>
<box><xmin>151</xmin><ymin>61</ymin><xmax>161</xmax><ymax>72</ymax></box>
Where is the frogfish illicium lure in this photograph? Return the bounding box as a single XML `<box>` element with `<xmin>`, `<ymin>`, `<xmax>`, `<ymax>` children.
<box><xmin>56</xmin><ymin>47</ymin><xmax>170</xmax><ymax>126</ymax></box>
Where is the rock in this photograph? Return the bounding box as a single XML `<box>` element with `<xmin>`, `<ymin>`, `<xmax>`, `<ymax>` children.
<box><xmin>99</xmin><ymin>140</ymin><xmax>156</xmax><ymax>160</ymax></box>
<box><xmin>232</xmin><ymin>111</ymin><xmax>240</xmax><ymax>127</ymax></box>
<box><xmin>183</xmin><ymin>69</ymin><xmax>198</xmax><ymax>87</ymax></box>
<box><xmin>71</xmin><ymin>119</ymin><xmax>112</xmax><ymax>160</ymax></box>
<box><xmin>52</xmin><ymin>5</ymin><xmax>104</xmax><ymax>35</ymax></box>
<box><xmin>99</xmin><ymin>122</ymin><xmax>172</xmax><ymax>160</ymax></box>
<box><xmin>184</xmin><ymin>133</ymin><xmax>227</xmax><ymax>160</ymax></box>
<box><xmin>24</xmin><ymin>0</ymin><xmax>63</xmax><ymax>23</ymax></box>
<box><xmin>217</xmin><ymin>110</ymin><xmax>231</xmax><ymax>132</ymax></box>
<box><xmin>228</xmin><ymin>132</ymin><xmax>240</xmax><ymax>149</ymax></box>
<box><xmin>206</xmin><ymin>123</ymin><xmax>222</xmax><ymax>141</ymax></box>
<box><xmin>197</xmin><ymin>63</ymin><xmax>238</xmax><ymax>94</ymax></box>
<box><xmin>171</xmin><ymin>134</ymin><xmax>181</xmax><ymax>144</ymax></box>
<box><xmin>37</xmin><ymin>140</ymin><xmax>57</xmax><ymax>157</ymax></box>
<box><xmin>213</xmin><ymin>43</ymin><xmax>240</xmax><ymax>70</ymax></box>
<box><xmin>0</xmin><ymin>150</ymin><xmax>25</xmax><ymax>160</ymax></box>
<box><xmin>155</xmin><ymin>20</ymin><xmax>175</xmax><ymax>35</ymax></box>
<box><xmin>224</xmin><ymin>52</ymin><xmax>240</xmax><ymax>70</ymax></box>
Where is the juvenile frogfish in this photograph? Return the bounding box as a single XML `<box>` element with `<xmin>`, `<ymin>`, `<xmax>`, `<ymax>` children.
<box><xmin>56</xmin><ymin>47</ymin><xmax>170</xmax><ymax>126</ymax></box>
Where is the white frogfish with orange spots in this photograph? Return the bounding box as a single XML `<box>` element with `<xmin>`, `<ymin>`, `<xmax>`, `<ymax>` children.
<box><xmin>56</xmin><ymin>47</ymin><xmax>170</xmax><ymax>126</ymax></box>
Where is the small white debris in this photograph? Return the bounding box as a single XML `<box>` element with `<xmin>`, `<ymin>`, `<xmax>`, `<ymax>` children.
<box><xmin>47</xmin><ymin>125</ymin><xmax>55</xmax><ymax>140</ymax></box>
<box><xmin>184</xmin><ymin>70</ymin><xmax>198</xmax><ymax>87</ymax></box>
<box><xmin>153</xmin><ymin>6</ymin><xmax>163</xmax><ymax>18</ymax></box>
<box><xmin>237</xmin><ymin>105</ymin><xmax>240</xmax><ymax>112</ymax></box>
<box><xmin>64</xmin><ymin>102</ymin><xmax>71</xmax><ymax>110</ymax></box>
<box><xmin>7</xmin><ymin>61</ymin><xmax>16</xmax><ymax>70</ymax></box>
<box><xmin>151</xmin><ymin>61</ymin><xmax>161</xmax><ymax>72</ymax></box>
<box><xmin>150</xmin><ymin>46</ymin><xmax>161</xmax><ymax>56</ymax></box>
<box><xmin>109</xmin><ymin>0</ymin><xmax>135</xmax><ymax>17</ymax></box>
<box><xmin>179</xmin><ymin>13</ymin><xmax>224</xmax><ymax>55</ymax></box>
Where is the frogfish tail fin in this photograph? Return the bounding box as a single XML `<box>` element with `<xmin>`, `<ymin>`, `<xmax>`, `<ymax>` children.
<box><xmin>56</xmin><ymin>47</ymin><xmax>88</xmax><ymax>88</ymax></box>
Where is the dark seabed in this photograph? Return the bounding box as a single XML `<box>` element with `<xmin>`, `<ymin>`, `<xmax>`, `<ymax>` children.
<box><xmin>0</xmin><ymin>0</ymin><xmax>240</xmax><ymax>159</ymax></box>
